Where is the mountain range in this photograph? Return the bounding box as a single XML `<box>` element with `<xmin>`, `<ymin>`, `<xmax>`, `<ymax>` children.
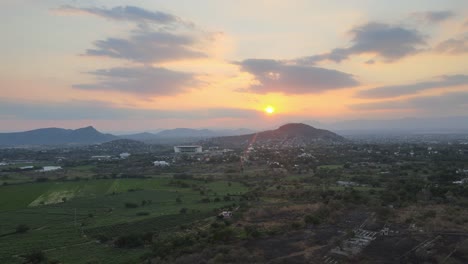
<box><xmin>0</xmin><ymin>126</ymin><xmax>255</xmax><ymax>147</ymax></box>
<box><xmin>3</xmin><ymin>115</ymin><xmax>468</xmax><ymax>147</ymax></box>
<box><xmin>0</xmin><ymin>126</ymin><xmax>117</xmax><ymax>146</ymax></box>
<box><xmin>121</xmin><ymin>128</ymin><xmax>255</xmax><ymax>141</ymax></box>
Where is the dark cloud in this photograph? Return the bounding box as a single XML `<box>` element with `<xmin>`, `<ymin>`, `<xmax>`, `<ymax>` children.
<box><xmin>74</xmin><ymin>66</ymin><xmax>199</xmax><ymax>96</ymax></box>
<box><xmin>435</xmin><ymin>35</ymin><xmax>468</xmax><ymax>54</ymax></box>
<box><xmin>0</xmin><ymin>99</ymin><xmax>260</xmax><ymax>120</ymax></box>
<box><xmin>237</xmin><ymin>59</ymin><xmax>359</xmax><ymax>94</ymax></box>
<box><xmin>350</xmin><ymin>91</ymin><xmax>468</xmax><ymax>113</ymax></box>
<box><xmin>56</xmin><ymin>5</ymin><xmax>180</xmax><ymax>25</ymax></box>
<box><xmin>84</xmin><ymin>28</ymin><xmax>207</xmax><ymax>63</ymax></box>
<box><xmin>411</xmin><ymin>11</ymin><xmax>455</xmax><ymax>23</ymax></box>
<box><xmin>356</xmin><ymin>75</ymin><xmax>468</xmax><ymax>98</ymax></box>
<box><xmin>297</xmin><ymin>22</ymin><xmax>426</xmax><ymax>64</ymax></box>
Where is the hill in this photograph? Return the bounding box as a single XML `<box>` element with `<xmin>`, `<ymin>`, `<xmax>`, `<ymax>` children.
<box><xmin>121</xmin><ymin>128</ymin><xmax>256</xmax><ymax>144</ymax></box>
<box><xmin>205</xmin><ymin>123</ymin><xmax>345</xmax><ymax>147</ymax></box>
<box><xmin>0</xmin><ymin>126</ymin><xmax>117</xmax><ymax>147</ymax></box>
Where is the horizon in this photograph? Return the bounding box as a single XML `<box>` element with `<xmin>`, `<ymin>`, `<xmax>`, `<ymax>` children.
<box><xmin>3</xmin><ymin>115</ymin><xmax>468</xmax><ymax>135</ymax></box>
<box><xmin>1</xmin><ymin>1</ymin><xmax>467</xmax><ymax>132</ymax></box>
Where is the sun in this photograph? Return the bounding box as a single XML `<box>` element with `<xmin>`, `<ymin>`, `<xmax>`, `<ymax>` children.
<box><xmin>264</xmin><ymin>105</ymin><xmax>275</xmax><ymax>114</ymax></box>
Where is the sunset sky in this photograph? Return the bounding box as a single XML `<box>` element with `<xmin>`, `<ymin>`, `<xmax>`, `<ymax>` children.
<box><xmin>1</xmin><ymin>0</ymin><xmax>467</xmax><ymax>132</ymax></box>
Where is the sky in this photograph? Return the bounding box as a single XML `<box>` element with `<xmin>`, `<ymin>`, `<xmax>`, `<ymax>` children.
<box><xmin>1</xmin><ymin>0</ymin><xmax>467</xmax><ymax>132</ymax></box>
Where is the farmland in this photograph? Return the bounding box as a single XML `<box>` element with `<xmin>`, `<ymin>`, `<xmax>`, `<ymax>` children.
<box><xmin>0</xmin><ymin>177</ymin><xmax>247</xmax><ymax>263</ymax></box>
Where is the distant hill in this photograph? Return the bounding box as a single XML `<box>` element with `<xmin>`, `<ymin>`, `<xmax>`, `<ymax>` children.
<box><xmin>96</xmin><ymin>139</ymin><xmax>150</xmax><ymax>153</ymax></box>
<box><xmin>206</xmin><ymin>123</ymin><xmax>344</xmax><ymax>147</ymax></box>
<box><xmin>121</xmin><ymin>128</ymin><xmax>256</xmax><ymax>143</ymax></box>
<box><xmin>0</xmin><ymin>126</ymin><xmax>117</xmax><ymax>146</ymax></box>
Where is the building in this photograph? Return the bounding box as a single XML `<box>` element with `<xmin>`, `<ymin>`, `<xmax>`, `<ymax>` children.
<box><xmin>153</xmin><ymin>161</ymin><xmax>170</xmax><ymax>167</ymax></box>
<box><xmin>217</xmin><ymin>211</ymin><xmax>232</xmax><ymax>219</ymax></box>
<box><xmin>120</xmin><ymin>152</ymin><xmax>130</xmax><ymax>159</ymax></box>
<box><xmin>91</xmin><ymin>155</ymin><xmax>111</xmax><ymax>160</ymax></box>
<box><xmin>42</xmin><ymin>166</ymin><xmax>62</xmax><ymax>172</ymax></box>
<box><xmin>174</xmin><ymin>145</ymin><xmax>202</xmax><ymax>153</ymax></box>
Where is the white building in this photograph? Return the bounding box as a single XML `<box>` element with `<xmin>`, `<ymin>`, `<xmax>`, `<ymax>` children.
<box><xmin>174</xmin><ymin>145</ymin><xmax>202</xmax><ymax>153</ymax></box>
<box><xmin>153</xmin><ymin>161</ymin><xmax>170</xmax><ymax>167</ymax></box>
<box><xmin>91</xmin><ymin>155</ymin><xmax>111</xmax><ymax>160</ymax></box>
<box><xmin>120</xmin><ymin>152</ymin><xmax>131</xmax><ymax>159</ymax></box>
<box><xmin>42</xmin><ymin>166</ymin><xmax>62</xmax><ymax>172</ymax></box>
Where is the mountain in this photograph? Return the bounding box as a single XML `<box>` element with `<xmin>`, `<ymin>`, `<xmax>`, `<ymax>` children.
<box><xmin>120</xmin><ymin>132</ymin><xmax>158</xmax><ymax>141</ymax></box>
<box><xmin>0</xmin><ymin>126</ymin><xmax>117</xmax><ymax>147</ymax></box>
<box><xmin>156</xmin><ymin>128</ymin><xmax>217</xmax><ymax>138</ymax></box>
<box><xmin>206</xmin><ymin>123</ymin><xmax>344</xmax><ymax>147</ymax></box>
<box><xmin>121</xmin><ymin>128</ymin><xmax>257</xmax><ymax>143</ymax></box>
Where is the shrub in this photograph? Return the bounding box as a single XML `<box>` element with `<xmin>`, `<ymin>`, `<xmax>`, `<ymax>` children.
<box><xmin>136</xmin><ymin>211</ymin><xmax>150</xmax><ymax>216</ymax></box>
<box><xmin>23</xmin><ymin>251</ymin><xmax>46</xmax><ymax>264</ymax></box>
<box><xmin>304</xmin><ymin>214</ymin><xmax>321</xmax><ymax>225</ymax></box>
<box><xmin>124</xmin><ymin>202</ymin><xmax>138</xmax><ymax>208</ymax></box>
<box><xmin>16</xmin><ymin>224</ymin><xmax>30</xmax><ymax>233</ymax></box>
<box><xmin>114</xmin><ymin>234</ymin><xmax>143</xmax><ymax>248</ymax></box>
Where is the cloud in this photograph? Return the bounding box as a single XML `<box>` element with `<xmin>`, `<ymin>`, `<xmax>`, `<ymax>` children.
<box><xmin>350</xmin><ymin>91</ymin><xmax>468</xmax><ymax>113</ymax></box>
<box><xmin>0</xmin><ymin>99</ymin><xmax>261</xmax><ymax>120</ymax></box>
<box><xmin>297</xmin><ymin>22</ymin><xmax>426</xmax><ymax>64</ymax></box>
<box><xmin>356</xmin><ymin>75</ymin><xmax>468</xmax><ymax>98</ymax></box>
<box><xmin>74</xmin><ymin>66</ymin><xmax>200</xmax><ymax>96</ymax></box>
<box><xmin>237</xmin><ymin>59</ymin><xmax>359</xmax><ymax>94</ymax></box>
<box><xmin>84</xmin><ymin>28</ymin><xmax>208</xmax><ymax>63</ymax></box>
<box><xmin>411</xmin><ymin>11</ymin><xmax>455</xmax><ymax>23</ymax></box>
<box><xmin>435</xmin><ymin>35</ymin><xmax>468</xmax><ymax>54</ymax></box>
<box><xmin>55</xmin><ymin>5</ymin><xmax>181</xmax><ymax>25</ymax></box>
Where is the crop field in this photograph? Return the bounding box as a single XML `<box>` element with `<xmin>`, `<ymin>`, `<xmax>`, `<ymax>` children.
<box><xmin>0</xmin><ymin>177</ymin><xmax>248</xmax><ymax>263</ymax></box>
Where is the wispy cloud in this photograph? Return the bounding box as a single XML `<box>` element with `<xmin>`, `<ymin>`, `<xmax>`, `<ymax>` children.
<box><xmin>0</xmin><ymin>99</ymin><xmax>261</xmax><ymax>120</ymax></box>
<box><xmin>350</xmin><ymin>91</ymin><xmax>468</xmax><ymax>113</ymax></box>
<box><xmin>356</xmin><ymin>74</ymin><xmax>468</xmax><ymax>99</ymax></box>
<box><xmin>411</xmin><ymin>10</ymin><xmax>455</xmax><ymax>23</ymax></box>
<box><xmin>84</xmin><ymin>28</ymin><xmax>208</xmax><ymax>63</ymax></box>
<box><xmin>237</xmin><ymin>59</ymin><xmax>359</xmax><ymax>94</ymax></box>
<box><xmin>73</xmin><ymin>66</ymin><xmax>200</xmax><ymax>96</ymax></box>
<box><xmin>435</xmin><ymin>35</ymin><xmax>468</xmax><ymax>54</ymax></box>
<box><xmin>297</xmin><ymin>22</ymin><xmax>426</xmax><ymax>64</ymax></box>
<box><xmin>55</xmin><ymin>5</ymin><xmax>182</xmax><ymax>26</ymax></box>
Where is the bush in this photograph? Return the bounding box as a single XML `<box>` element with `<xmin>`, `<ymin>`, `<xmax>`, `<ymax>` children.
<box><xmin>23</xmin><ymin>251</ymin><xmax>46</xmax><ymax>264</ymax></box>
<box><xmin>244</xmin><ymin>225</ymin><xmax>261</xmax><ymax>238</ymax></box>
<box><xmin>124</xmin><ymin>202</ymin><xmax>138</xmax><ymax>208</ymax></box>
<box><xmin>136</xmin><ymin>211</ymin><xmax>150</xmax><ymax>216</ymax></box>
<box><xmin>304</xmin><ymin>214</ymin><xmax>321</xmax><ymax>225</ymax></box>
<box><xmin>114</xmin><ymin>234</ymin><xmax>143</xmax><ymax>248</ymax></box>
<box><xmin>16</xmin><ymin>224</ymin><xmax>30</xmax><ymax>233</ymax></box>
<box><xmin>96</xmin><ymin>234</ymin><xmax>109</xmax><ymax>243</ymax></box>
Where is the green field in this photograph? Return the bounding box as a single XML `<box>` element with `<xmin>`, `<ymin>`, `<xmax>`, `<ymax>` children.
<box><xmin>0</xmin><ymin>178</ymin><xmax>248</xmax><ymax>263</ymax></box>
<box><xmin>317</xmin><ymin>164</ymin><xmax>343</xmax><ymax>170</ymax></box>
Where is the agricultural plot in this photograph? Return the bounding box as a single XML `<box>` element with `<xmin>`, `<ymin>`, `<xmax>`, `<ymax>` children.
<box><xmin>0</xmin><ymin>177</ymin><xmax>248</xmax><ymax>263</ymax></box>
